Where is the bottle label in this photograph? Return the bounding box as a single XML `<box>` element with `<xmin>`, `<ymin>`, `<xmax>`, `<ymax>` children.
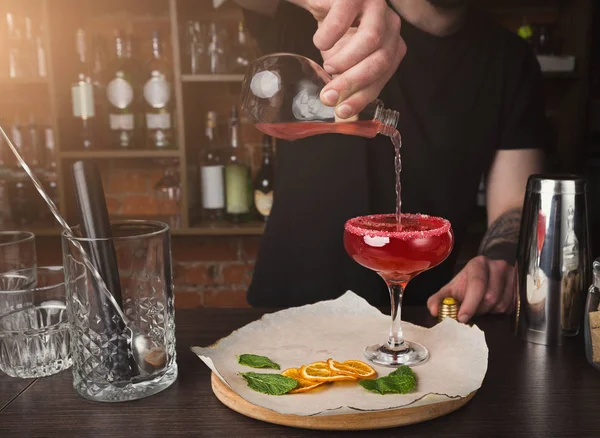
<box><xmin>146</xmin><ymin>113</ymin><xmax>172</xmax><ymax>130</ymax></box>
<box><xmin>144</xmin><ymin>72</ymin><xmax>171</xmax><ymax>109</ymax></box>
<box><xmin>107</xmin><ymin>74</ymin><xmax>134</xmax><ymax>109</ymax></box>
<box><xmin>225</xmin><ymin>164</ymin><xmax>249</xmax><ymax>214</ymax></box>
<box><xmin>201</xmin><ymin>165</ymin><xmax>225</xmax><ymax>209</ymax></box>
<box><xmin>71</xmin><ymin>82</ymin><xmax>96</xmax><ymax>118</ymax></box>
<box><xmin>109</xmin><ymin>114</ymin><xmax>134</xmax><ymax>131</ymax></box>
<box><xmin>254</xmin><ymin>190</ymin><xmax>273</xmax><ymax>217</ymax></box>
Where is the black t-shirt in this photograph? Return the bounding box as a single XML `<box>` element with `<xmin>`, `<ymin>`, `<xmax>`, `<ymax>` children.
<box><xmin>243</xmin><ymin>2</ymin><xmax>547</xmax><ymax>308</ymax></box>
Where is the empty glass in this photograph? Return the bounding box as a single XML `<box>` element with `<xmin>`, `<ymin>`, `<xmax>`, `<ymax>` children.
<box><xmin>207</xmin><ymin>22</ymin><xmax>228</xmax><ymax>74</ymax></box>
<box><xmin>0</xmin><ymin>231</ymin><xmax>37</xmax><ymax>293</ymax></box>
<box><xmin>0</xmin><ymin>266</ymin><xmax>72</xmax><ymax>378</ymax></box>
<box><xmin>62</xmin><ymin>220</ymin><xmax>177</xmax><ymax>402</ymax></box>
<box><xmin>184</xmin><ymin>20</ymin><xmax>208</xmax><ymax>74</ymax></box>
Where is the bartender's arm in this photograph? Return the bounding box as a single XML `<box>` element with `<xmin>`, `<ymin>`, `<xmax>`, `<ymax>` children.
<box><xmin>428</xmin><ymin>149</ymin><xmax>545</xmax><ymax>322</ymax></box>
<box><xmin>235</xmin><ymin>0</ymin><xmax>405</xmax><ymax>119</ymax></box>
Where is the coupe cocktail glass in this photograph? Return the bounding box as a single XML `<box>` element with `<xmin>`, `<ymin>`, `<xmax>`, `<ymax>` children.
<box><xmin>344</xmin><ymin>213</ymin><xmax>453</xmax><ymax>366</ymax></box>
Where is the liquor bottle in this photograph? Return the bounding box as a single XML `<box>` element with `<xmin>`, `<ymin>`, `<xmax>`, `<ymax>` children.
<box><xmin>22</xmin><ymin>16</ymin><xmax>37</xmax><ymax>77</ymax></box>
<box><xmin>253</xmin><ymin>135</ymin><xmax>274</xmax><ymax>221</ymax></box>
<box><xmin>44</xmin><ymin>127</ymin><xmax>59</xmax><ymax>208</ymax></box>
<box><xmin>42</xmin><ymin>127</ymin><xmax>59</xmax><ymax>222</ymax></box>
<box><xmin>8</xmin><ymin>116</ymin><xmax>37</xmax><ymax>225</ymax></box>
<box><xmin>6</xmin><ymin>12</ymin><xmax>21</xmax><ymax>78</ymax></box>
<box><xmin>106</xmin><ymin>30</ymin><xmax>137</xmax><ymax>149</ymax></box>
<box><xmin>72</xmin><ymin>29</ymin><xmax>97</xmax><ymax>149</ymax></box>
<box><xmin>224</xmin><ymin>106</ymin><xmax>251</xmax><ymax>222</ymax></box>
<box><xmin>185</xmin><ymin>21</ymin><xmax>208</xmax><ymax>74</ymax></box>
<box><xmin>25</xmin><ymin>114</ymin><xmax>44</xmax><ymax>171</ymax></box>
<box><xmin>143</xmin><ymin>31</ymin><xmax>174</xmax><ymax>149</ymax></box>
<box><xmin>90</xmin><ymin>34</ymin><xmax>108</xmax><ymax>146</ymax></box>
<box><xmin>10</xmin><ymin>116</ymin><xmax>24</xmax><ymax>165</ymax></box>
<box><xmin>35</xmin><ymin>20</ymin><xmax>47</xmax><ymax>78</ymax></box>
<box><xmin>230</xmin><ymin>20</ymin><xmax>255</xmax><ymax>73</ymax></box>
<box><xmin>199</xmin><ymin>111</ymin><xmax>225</xmax><ymax>220</ymax></box>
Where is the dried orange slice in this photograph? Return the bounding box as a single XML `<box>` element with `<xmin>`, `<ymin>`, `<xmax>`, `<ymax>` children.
<box><xmin>281</xmin><ymin>368</ymin><xmax>325</xmax><ymax>393</ymax></box>
<box><xmin>326</xmin><ymin>358</ymin><xmax>377</xmax><ymax>379</ymax></box>
<box><xmin>300</xmin><ymin>361</ymin><xmax>357</xmax><ymax>382</ymax></box>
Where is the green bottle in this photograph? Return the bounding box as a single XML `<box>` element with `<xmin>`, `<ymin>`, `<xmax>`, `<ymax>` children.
<box><xmin>225</xmin><ymin>106</ymin><xmax>251</xmax><ymax>223</ymax></box>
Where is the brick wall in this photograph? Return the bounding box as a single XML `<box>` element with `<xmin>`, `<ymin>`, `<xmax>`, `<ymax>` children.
<box><xmin>171</xmin><ymin>236</ymin><xmax>258</xmax><ymax>308</ymax></box>
<box><xmin>35</xmin><ymin>235</ymin><xmax>259</xmax><ymax>309</ymax></box>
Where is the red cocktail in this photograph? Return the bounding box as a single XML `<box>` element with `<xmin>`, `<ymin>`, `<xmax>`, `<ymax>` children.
<box><xmin>344</xmin><ymin>213</ymin><xmax>453</xmax><ymax>366</ymax></box>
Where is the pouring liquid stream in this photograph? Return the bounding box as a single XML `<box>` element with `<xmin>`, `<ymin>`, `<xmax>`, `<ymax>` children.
<box><xmin>391</xmin><ymin>129</ymin><xmax>402</xmax><ymax>230</ymax></box>
<box><xmin>256</xmin><ymin>121</ymin><xmax>403</xmax><ymax>229</ymax></box>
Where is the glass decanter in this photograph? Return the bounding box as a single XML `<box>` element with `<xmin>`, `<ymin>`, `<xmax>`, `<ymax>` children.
<box><xmin>240</xmin><ymin>53</ymin><xmax>399</xmax><ymax>140</ymax></box>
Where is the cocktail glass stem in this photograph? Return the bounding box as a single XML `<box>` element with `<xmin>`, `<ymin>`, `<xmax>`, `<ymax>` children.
<box><xmin>387</xmin><ymin>281</ymin><xmax>407</xmax><ymax>351</ymax></box>
<box><xmin>363</xmin><ymin>276</ymin><xmax>429</xmax><ymax>366</ymax></box>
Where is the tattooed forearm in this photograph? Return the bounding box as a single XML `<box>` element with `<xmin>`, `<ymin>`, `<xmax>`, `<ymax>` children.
<box><xmin>478</xmin><ymin>207</ymin><xmax>522</xmax><ymax>264</ymax></box>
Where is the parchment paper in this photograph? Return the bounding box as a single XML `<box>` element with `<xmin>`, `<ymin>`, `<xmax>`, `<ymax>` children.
<box><xmin>192</xmin><ymin>291</ymin><xmax>488</xmax><ymax>416</ymax></box>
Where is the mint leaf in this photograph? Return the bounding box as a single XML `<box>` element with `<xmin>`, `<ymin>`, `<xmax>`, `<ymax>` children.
<box><xmin>388</xmin><ymin>365</ymin><xmax>415</xmax><ymax>378</ymax></box>
<box><xmin>237</xmin><ymin>354</ymin><xmax>281</xmax><ymax>370</ymax></box>
<box><xmin>359</xmin><ymin>365</ymin><xmax>417</xmax><ymax>395</ymax></box>
<box><xmin>240</xmin><ymin>372</ymin><xmax>298</xmax><ymax>395</ymax></box>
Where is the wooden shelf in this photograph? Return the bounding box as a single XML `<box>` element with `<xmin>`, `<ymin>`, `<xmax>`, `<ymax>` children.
<box><xmin>174</xmin><ymin>221</ymin><xmax>265</xmax><ymax>236</ymax></box>
<box><xmin>15</xmin><ymin>222</ymin><xmax>265</xmax><ymax>237</ymax></box>
<box><xmin>60</xmin><ymin>149</ymin><xmax>182</xmax><ymax>160</ymax></box>
<box><xmin>89</xmin><ymin>15</ymin><xmax>171</xmax><ymax>23</ymax></box>
<box><xmin>0</xmin><ymin>77</ymin><xmax>49</xmax><ymax>85</ymax></box>
<box><xmin>182</xmin><ymin>74</ymin><xmax>244</xmax><ymax>83</ymax></box>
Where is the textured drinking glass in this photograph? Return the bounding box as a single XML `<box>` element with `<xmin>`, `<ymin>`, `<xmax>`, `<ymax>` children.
<box><xmin>62</xmin><ymin>220</ymin><xmax>177</xmax><ymax>402</ymax></box>
<box><xmin>344</xmin><ymin>214</ymin><xmax>453</xmax><ymax>367</ymax></box>
<box><xmin>0</xmin><ymin>231</ymin><xmax>37</xmax><ymax>293</ymax></box>
<box><xmin>0</xmin><ymin>266</ymin><xmax>72</xmax><ymax>378</ymax></box>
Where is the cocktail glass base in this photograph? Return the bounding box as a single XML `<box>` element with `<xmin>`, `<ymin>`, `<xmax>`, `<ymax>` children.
<box><xmin>364</xmin><ymin>340</ymin><xmax>429</xmax><ymax>367</ymax></box>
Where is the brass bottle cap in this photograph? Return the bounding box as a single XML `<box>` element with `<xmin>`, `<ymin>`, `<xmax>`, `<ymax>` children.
<box><xmin>438</xmin><ymin>297</ymin><xmax>458</xmax><ymax>322</ymax></box>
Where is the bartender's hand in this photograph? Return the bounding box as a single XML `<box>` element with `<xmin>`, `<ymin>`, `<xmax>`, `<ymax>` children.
<box><xmin>427</xmin><ymin>256</ymin><xmax>516</xmax><ymax>322</ymax></box>
<box><xmin>293</xmin><ymin>0</ymin><xmax>405</xmax><ymax>119</ymax></box>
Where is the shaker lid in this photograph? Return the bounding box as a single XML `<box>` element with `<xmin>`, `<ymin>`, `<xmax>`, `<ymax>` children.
<box><xmin>526</xmin><ymin>174</ymin><xmax>586</xmax><ymax>195</ymax></box>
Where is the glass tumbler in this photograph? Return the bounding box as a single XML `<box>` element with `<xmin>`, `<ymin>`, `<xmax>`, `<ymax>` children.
<box><xmin>62</xmin><ymin>220</ymin><xmax>177</xmax><ymax>402</ymax></box>
<box><xmin>0</xmin><ymin>266</ymin><xmax>72</xmax><ymax>378</ymax></box>
<box><xmin>0</xmin><ymin>231</ymin><xmax>37</xmax><ymax>293</ymax></box>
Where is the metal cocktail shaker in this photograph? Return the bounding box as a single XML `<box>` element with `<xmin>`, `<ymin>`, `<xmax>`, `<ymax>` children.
<box><xmin>514</xmin><ymin>175</ymin><xmax>591</xmax><ymax>345</ymax></box>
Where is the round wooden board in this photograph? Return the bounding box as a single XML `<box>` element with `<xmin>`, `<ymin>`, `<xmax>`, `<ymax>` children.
<box><xmin>211</xmin><ymin>373</ymin><xmax>476</xmax><ymax>431</ymax></box>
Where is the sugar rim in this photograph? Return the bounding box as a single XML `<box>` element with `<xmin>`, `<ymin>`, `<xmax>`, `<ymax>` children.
<box><xmin>344</xmin><ymin>213</ymin><xmax>451</xmax><ymax>240</ymax></box>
